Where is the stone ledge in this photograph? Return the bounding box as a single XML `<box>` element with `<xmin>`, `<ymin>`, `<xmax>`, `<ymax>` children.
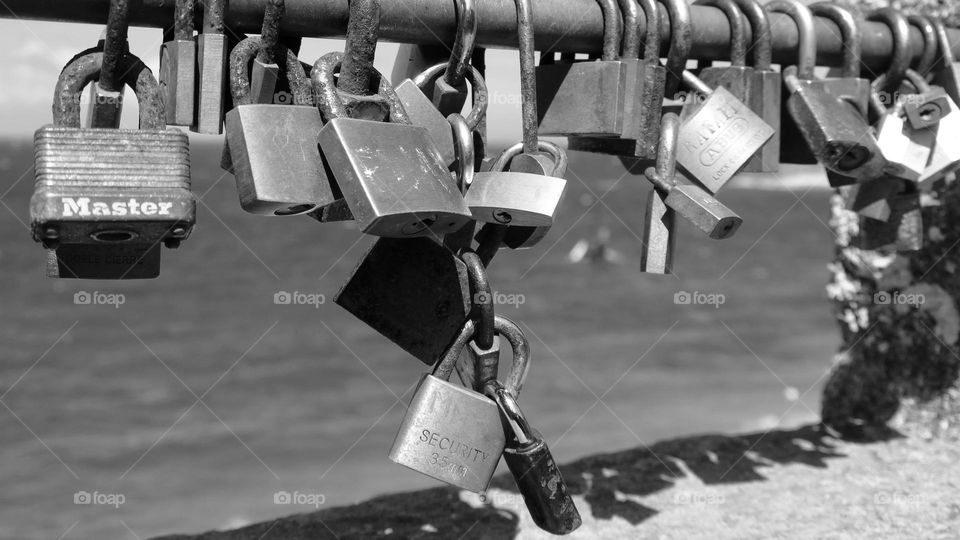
<box><xmin>153</xmin><ymin>424</ymin><xmax>960</xmax><ymax>539</ymax></box>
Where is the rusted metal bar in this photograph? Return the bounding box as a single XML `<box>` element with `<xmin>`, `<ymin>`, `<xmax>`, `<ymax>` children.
<box><xmin>1</xmin><ymin>0</ymin><xmax>959</xmax><ymax>71</ymax></box>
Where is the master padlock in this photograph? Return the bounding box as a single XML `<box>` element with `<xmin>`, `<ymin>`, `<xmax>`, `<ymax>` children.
<box><xmin>314</xmin><ymin>52</ymin><xmax>473</xmax><ymax>238</ymax></box>
<box><xmin>225</xmin><ymin>38</ymin><xmax>336</xmax><ymax>216</ymax></box>
<box><xmin>390</xmin><ymin>316</ymin><xmax>530</xmax><ymax>493</ymax></box>
<box><xmin>33</xmin><ymin>52</ymin><xmax>195</xmax><ymax>279</ymax></box>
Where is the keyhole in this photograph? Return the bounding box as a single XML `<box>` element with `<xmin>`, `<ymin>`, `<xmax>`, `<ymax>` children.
<box><xmin>275</xmin><ymin>204</ymin><xmax>316</xmax><ymax>216</ymax></box>
<box><xmin>493</xmin><ymin>210</ymin><xmax>513</xmax><ymax>224</ymax></box>
<box><xmin>90</xmin><ymin>230</ymin><xmax>138</xmax><ymax>243</ymax></box>
<box><xmin>402</xmin><ymin>216</ymin><xmax>437</xmax><ymax>235</ymax></box>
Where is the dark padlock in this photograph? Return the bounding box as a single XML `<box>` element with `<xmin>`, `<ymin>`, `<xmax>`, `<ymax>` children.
<box><xmin>536</xmin><ymin>0</ymin><xmax>627</xmax><ymax>137</ymax></box>
<box><xmin>159</xmin><ymin>0</ymin><xmax>196</xmax><ymax>126</ymax></box>
<box><xmin>485</xmin><ymin>379</ymin><xmax>582</xmax><ymax>535</ymax></box>
<box><xmin>314</xmin><ymin>52</ymin><xmax>473</xmax><ymax>238</ymax></box>
<box><xmin>734</xmin><ymin>0</ymin><xmax>780</xmax><ymax>173</ymax></box>
<box><xmin>839</xmin><ymin>177</ymin><xmax>905</xmax><ymax>222</ymax></box>
<box><xmin>32</xmin><ymin>52</ymin><xmax>194</xmax><ymax>278</ymax></box>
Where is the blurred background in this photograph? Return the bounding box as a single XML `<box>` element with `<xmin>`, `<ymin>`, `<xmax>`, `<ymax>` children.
<box><xmin>0</xmin><ymin>19</ymin><xmax>838</xmax><ymax>540</ymax></box>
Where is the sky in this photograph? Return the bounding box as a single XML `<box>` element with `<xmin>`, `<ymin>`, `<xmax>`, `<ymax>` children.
<box><xmin>0</xmin><ymin>20</ymin><xmax>526</xmax><ymax>143</ymax></box>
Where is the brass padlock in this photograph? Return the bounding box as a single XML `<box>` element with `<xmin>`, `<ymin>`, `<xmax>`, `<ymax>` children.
<box><xmin>159</xmin><ymin>0</ymin><xmax>196</xmax><ymax>127</ymax></box>
<box><xmin>314</xmin><ymin>52</ymin><xmax>473</xmax><ymax>238</ymax></box>
<box><xmin>735</xmin><ymin>0</ymin><xmax>780</xmax><ymax>173</ymax></box>
<box><xmin>390</xmin><ymin>316</ymin><xmax>530</xmax><ymax>492</ymax></box>
<box><xmin>536</xmin><ymin>0</ymin><xmax>627</xmax><ymax>137</ymax></box>
<box><xmin>225</xmin><ymin>38</ymin><xmax>337</xmax><ymax>216</ymax></box>
<box><xmin>193</xmin><ymin>0</ymin><xmax>228</xmax><ymax>134</ymax></box>
<box><xmin>32</xmin><ymin>52</ymin><xmax>194</xmax><ymax>279</ymax></box>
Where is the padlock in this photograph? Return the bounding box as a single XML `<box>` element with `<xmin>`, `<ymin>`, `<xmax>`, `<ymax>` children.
<box><xmin>933</xmin><ymin>22</ymin><xmax>960</xmax><ymax>104</ymax></box>
<box><xmin>249</xmin><ymin>0</ymin><xmax>285</xmax><ymax>106</ymax></box>
<box><xmin>47</xmin><ymin>243</ymin><xmax>162</xmax><ymax>280</ymax></box>
<box><xmin>87</xmin><ymin>1</ymin><xmax>128</xmax><ymax>129</ymax></box>
<box><xmin>646</xmin><ymin>113</ymin><xmax>743</xmax><ymax>239</ymax></box>
<box><xmin>567</xmin><ymin>0</ymin><xmax>666</xmax><ymax>160</ymax></box>
<box><xmin>31</xmin><ymin>52</ymin><xmax>194</xmax><ymax>278</ymax></box>
<box><xmin>809</xmin><ymin>3</ymin><xmax>870</xmax><ymax>119</ymax></box>
<box><xmin>872</xmin><ymin>75</ymin><xmax>936</xmax><ymax>184</ymax></box>
<box><xmin>899</xmin><ymin>72</ymin><xmax>949</xmax><ymax>131</ymax></box>
<box><xmin>193</xmin><ymin>0</ymin><xmax>228</xmax><ymax>134</ymax></box>
<box><xmin>727</xmin><ymin>0</ymin><xmax>780</xmax><ymax>173</ymax></box>
<box><xmin>535</xmin><ymin>0</ymin><xmax>627</xmax><ymax>137</ymax></box>
<box><xmin>839</xmin><ymin>177</ymin><xmax>905</xmax><ymax>222</ymax></box>
<box><xmin>335</xmin><ymin>237</ymin><xmax>471</xmax><ymax>365</ymax></box>
<box><xmin>765</xmin><ymin>0</ymin><xmax>816</xmax><ymax>165</ymax></box>
<box><xmin>857</xmin><ymin>186</ymin><xmax>922</xmax><ymax>252</ymax></box>
<box><xmin>696</xmin><ymin>0</ymin><xmax>753</xmax><ymax>106</ymax></box>
<box><xmin>159</xmin><ymin>0</ymin><xmax>196</xmax><ymax>126</ymax></box>
<box><xmin>225</xmin><ymin>38</ymin><xmax>336</xmax><ymax>216</ymax></box>
<box><xmin>676</xmin><ymin>70</ymin><xmax>775</xmax><ymax>194</ymax></box>
<box><xmin>394</xmin><ymin>62</ymin><xmax>488</xmax><ymax>167</ymax></box>
<box><xmin>314</xmin><ymin>52</ymin><xmax>473</xmax><ymax>238</ymax></box>
<box><xmin>485</xmin><ymin>379</ymin><xmax>582</xmax><ymax>535</ymax></box>
<box><xmin>390</xmin><ymin>315</ymin><xmax>530</xmax><ymax>492</ymax></box>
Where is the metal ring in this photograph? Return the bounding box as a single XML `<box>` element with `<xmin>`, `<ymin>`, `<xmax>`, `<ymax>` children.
<box><xmin>809</xmin><ymin>3</ymin><xmax>860</xmax><ymax>79</ymax></box>
<box><xmin>636</xmin><ymin>0</ymin><xmax>660</xmax><ymax>62</ymax></box>
<box><xmin>173</xmin><ymin>0</ymin><xmax>195</xmax><ymax>41</ymax></box>
<box><xmin>867</xmin><ymin>8</ymin><xmax>911</xmax><ymax>94</ymax></box>
<box><xmin>491</xmin><ymin>140</ymin><xmax>567</xmax><ymax>177</ymax></box>
<box><xmin>448</xmin><ymin>113</ymin><xmax>475</xmax><ymax>192</ymax></box>
<box><xmin>312</xmin><ymin>51</ymin><xmax>410</xmax><ymax>122</ymax></box>
<box><xmin>732</xmin><ymin>0</ymin><xmax>771</xmax><ymax>70</ymax></box>
<box><xmin>907</xmin><ymin>15</ymin><xmax>937</xmax><ymax>76</ymax></box>
<box><xmin>616</xmin><ymin>0</ymin><xmax>639</xmax><ymax>60</ymax></box>
<box><xmin>412</xmin><ymin>62</ymin><xmax>488</xmax><ymax>130</ymax></box>
<box><xmin>764</xmin><ymin>0</ymin><xmax>816</xmax><ymax>80</ymax></box>
<box><xmin>258</xmin><ymin>0</ymin><xmax>285</xmax><ymax>64</ymax></box>
<box><xmin>444</xmin><ymin>0</ymin><xmax>478</xmax><ymax>85</ymax></box>
<box><xmin>462</xmin><ymin>251</ymin><xmax>494</xmax><ymax>350</ymax></box>
<box><xmin>695</xmin><ymin>0</ymin><xmax>747</xmax><ymax>67</ymax></box>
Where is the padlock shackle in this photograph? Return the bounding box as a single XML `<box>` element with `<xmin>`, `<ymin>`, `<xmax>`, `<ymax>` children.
<box><xmin>907</xmin><ymin>15</ymin><xmax>938</xmax><ymax>77</ymax></box>
<box><xmin>616</xmin><ymin>0</ymin><xmax>640</xmax><ymax>60</ymax></box>
<box><xmin>936</xmin><ymin>22</ymin><xmax>958</xmax><ymax>65</ymax></box>
<box><xmin>732</xmin><ymin>0</ymin><xmax>771</xmax><ymax>70</ymax></box>
<box><xmin>462</xmin><ymin>251</ymin><xmax>495</xmax><ymax>351</ymax></box>
<box><xmin>443</xmin><ymin>0</ymin><xmax>478</xmax><ymax>86</ymax></box>
<box><xmin>490</xmin><ymin>140</ymin><xmax>567</xmax><ymax>178</ymax></box>
<box><xmin>781</xmin><ymin>64</ymin><xmax>802</xmax><ymax>95</ymax></box>
<box><xmin>172</xmin><ymin>0</ymin><xmax>195</xmax><ymax>41</ymax></box>
<box><xmin>809</xmin><ymin>3</ymin><xmax>860</xmax><ymax>80</ymax></box>
<box><xmin>650</xmin><ymin>112</ymin><xmax>679</xmax><ymax>191</ymax></box>
<box><xmin>484</xmin><ymin>380</ymin><xmax>536</xmax><ymax>446</ymax></box>
<box><xmin>447</xmin><ymin>113</ymin><xmax>475</xmax><ymax>193</ymax></box>
<box><xmin>595</xmin><ymin>0</ymin><xmax>622</xmax><ymax>62</ymax></box>
<box><xmin>681</xmin><ymin>69</ymin><xmax>712</xmax><ymax>96</ymax></box>
<box><xmin>436</xmin><ymin>316</ymin><xmax>530</xmax><ymax>398</ymax></box>
<box><xmin>230</xmin><ymin>37</ymin><xmax>313</xmax><ymax>106</ymax></box>
<box><xmin>312</xmin><ymin>51</ymin><xmax>411</xmax><ymax>123</ymax></box>
<box><xmin>866</xmin><ymin>8</ymin><xmax>911</xmax><ymax>94</ymax></box>
<box><xmin>695</xmin><ymin>0</ymin><xmax>747</xmax><ymax>68</ymax></box>
<box><xmin>412</xmin><ymin>62</ymin><xmax>488</xmax><ymax>130</ymax></box>
<box><xmin>513</xmin><ymin>0</ymin><xmax>539</xmax><ymax>154</ymax></box>
<box><xmin>339</xmin><ymin>0</ymin><xmax>381</xmax><ymax>96</ymax></box>
<box><xmin>902</xmin><ymin>68</ymin><xmax>933</xmax><ymax>94</ymax></box>
<box><xmin>53</xmin><ymin>51</ymin><xmax>165</xmax><ymax>130</ymax></box>
<box><xmin>258</xmin><ymin>0</ymin><xmax>285</xmax><ymax>64</ymax></box>
<box><xmin>636</xmin><ymin>0</ymin><xmax>660</xmax><ymax>62</ymax></box>
<box><xmin>660</xmin><ymin>0</ymin><xmax>692</xmax><ymax>99</ymax></box>
<box><xmin>100</xmin><ymin>0</ymin><xmax>131</xmax><ymax>94</ymax></box>
<box><xmin>202</xmin><ymin>0</ymin><xmax>226</xmax><ymax>33</ymax></box>
<box><xmin>764</xmin><ymin>0</ymin><xmax>815</xmax><ymax>81</ymax></box>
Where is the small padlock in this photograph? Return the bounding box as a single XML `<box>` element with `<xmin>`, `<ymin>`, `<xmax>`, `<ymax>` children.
<box><xmin>734</xmin><ymin>0</ymin><xmax>780</xmax><ymax>173</ymax></box>
<box><xmin>314</xmin><ymin>52</ymin><xmax>473</xmax><ymax>238</ymax></box>
<box><xmin>676</xmin><ymin>70</ymin><xmax>775</xmax><ymax>194</ymax></box>
<box><xmin>390</xmin><ymin>316</ymin><xmax>530</xmax><ymax>493</ymax></box>
<box><xmin>933</xmin><ymin>22</ymin><xmax>960</xmax><ymax>104</ymax></box>
<box><xmin>32</xmin><ymin>52</ymin><xmax>194</xmax><ymax>278</ymax></box>
<box><xmin>485</xmin><ymin>379</ymin><xmax>582</xmax><ymax>535</ymax></box>
<box><xmin>394</xmin><ymin>62</ymin><xmax>488</xmax><ymax>167</ymax></box>
<box><xmin>159</xmin><ymin>0</ymin><xmax>196</xmax><ymax>126</ymax></box>
<box><xmin>536</xmin><ymin>0</ymin><xmax>627</xmax><ymax>137</ymax></box>
<box><xmin>193</xmin><ymin>0</ymin><xmax>228</xmax><ymax>134</ymax></box>
<box><xmin>646</xmin><ymin>113</ymin><xmax>743</xmax><ymax>239</ymax></box>
<box><xmin>872</xmin><ymin>74</ymin><xmax>937</xmax><ymax>184</ymax></box>
<box><xmin>225</xmin><ymin>38</ymin><xmax>337</xmax><ymax>216</ymax></box>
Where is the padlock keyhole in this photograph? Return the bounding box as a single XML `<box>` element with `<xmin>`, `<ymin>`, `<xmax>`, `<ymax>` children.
<box><xmin>274</xmin><ymin>204</ymin><xmax>316</xmax><ymax>216</ymax></box>
<box><xmin>90</xmin><ymin>230</ymin><xmax>138</xmax><ymax>243</ymax></box>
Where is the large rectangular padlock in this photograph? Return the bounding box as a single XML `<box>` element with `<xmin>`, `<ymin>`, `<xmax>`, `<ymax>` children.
<box><xmin>389</xmin><ymin>321</ymin><xmax>506</xmax><ymax>492</ymax></box>
<box><xmin>676</xmin><ymin>71</ymin><xmax>775</xmax><ymax>193</ymax></box>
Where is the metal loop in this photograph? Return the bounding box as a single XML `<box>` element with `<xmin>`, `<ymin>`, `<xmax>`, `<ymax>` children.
<box><xmin>764</xmin><ymin>0</ymin><xmax>816</xmax><ymax>80</ymax></box>
<box><xmin>173</xmin><ymin>0</ymin><xmax>195</xmax><ymax>41</ymax></box>
<box><xmin>412</xmin><ymin>62</ymin><xmax>489</xmax><ymax>130</ymax></box>
<box><xmin>484</xmin><ymin>380</ymin><xmax>535</xmax><ymax>445</ymax></box>
<box><xmin>444</xmin><ymin>0</ymin><xmax>478</xmax><ymax>85</ymax></box>
<box><xmin>202</xmin><ymin>0</ymin><xmax>226</xmax><ymax>32</ymax></box>
<box><xmin>53</xmin><ymin>52</ymin><xmax>164</xmax><ymax>130</ymax></box>
<box><xmin>258</xmin><ymin>0</ymin><xmax>285</xmax><ymax>64</ymax></box>
<box><xmin>732</xmin><ymin>0</ymin><xmax>771</xmax><ymax>70</ymax></box>
<box><xmin>514</xmin><ymin>0</ymin><xmax>539</xmax><ymax>154</ymax></box>
<box><xmin>101</xmin><ymin>0</ymin><xmax>131</xmax><ymax>93</ymax></box>
<box><xmin>656</xmin><ymin>112</ymin><xmax>679</xmax><ymax>185</ymax></box>
<box><xmin>809</xmin><ymin>3</ymin><xmax>860</xmax><ymax>79</ymax></box>
<box><xmin>490</xmin><ymin>140</ymin><xmax>568</xmax><ymax>177</ymax></box>
<box><xmin>661</xmin><ymin>0</ymin><xmax>692</xmax><ymax>99</ymax></box>
<box><xmin>312</xmin><ymin>51</ymin><xmax>410</xmax><ymax>123</ymax></box>
<box><xmin>462</xmin><ymin>251</ymin><xmax>494</xmax><ymax>350</ymax></box>
<box><xmin>616</xmin><ymin>0</ymin><xmax>639</xmax><ymax>60</ymax></box>
<box><xmin>903</xmin><ymin>68</ymin><xmax>932</xmax><ymax>94</ymax></box>
<box><xmin>695</xmin><ymin>0</ymin><xmax>747</xmax><ymax>67</ymax></box>
<box><xmin>866</xmin><ymin>8</ymin><xmax>911</xmax><ymax>94</ymax></box>
<box><xmin>907</xmin><ymin>15</ymin><xmax>937</xmax><ymax>77</ymax></box>
<box><xmin>340</xmin><ymin>0</ymin><xmax>381</xmax><ymax>95</ymax></box>
<box><xmin>436</xmin><ymin>316</ymin><xmax>529</xmax><ymax>398</ymax></box>
<box><xmin>448</xmin><ymin>113</ymin><xmax>475</xmax><ymax>192</ymax></box>
<box><xmin>636</xmin><ymin>0</ymin><xmax>659</xmax><ymax>62</ymax></box>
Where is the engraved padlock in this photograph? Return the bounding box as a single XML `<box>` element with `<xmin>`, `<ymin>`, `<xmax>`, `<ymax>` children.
<box><xmin>159</xmin><ymin>0</ymin><xmax>196</xmax><ymax>126</ymax></box>
<box><xmin>389</xmin><ymin>316</ymin><xmax>530</xmax><ymax>492</ymax></box>
<box><xmin>314</xmin><ymin>52</ymin><xmax>473</xmax><ymax>238</ymax></box>
<box><xmin>735</xmin><ymin>0</ymin><xmax>780</xmax><ymax>173</ymax></box>
<box><xmin>225</xmin><ymin>38</ymin><xmax>337</xmax><ymax>216</ymax></box>
<box><xmin>32</xmin><ymin>52</ymin><xmax>195</xmax><ymax>279</ymax></box>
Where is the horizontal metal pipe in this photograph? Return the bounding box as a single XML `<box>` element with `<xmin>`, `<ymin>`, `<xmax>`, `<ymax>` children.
<box><xmin>2</xmin><ymin>0</ymin><xmax>958</xmax><ymax>72</ymax></box>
